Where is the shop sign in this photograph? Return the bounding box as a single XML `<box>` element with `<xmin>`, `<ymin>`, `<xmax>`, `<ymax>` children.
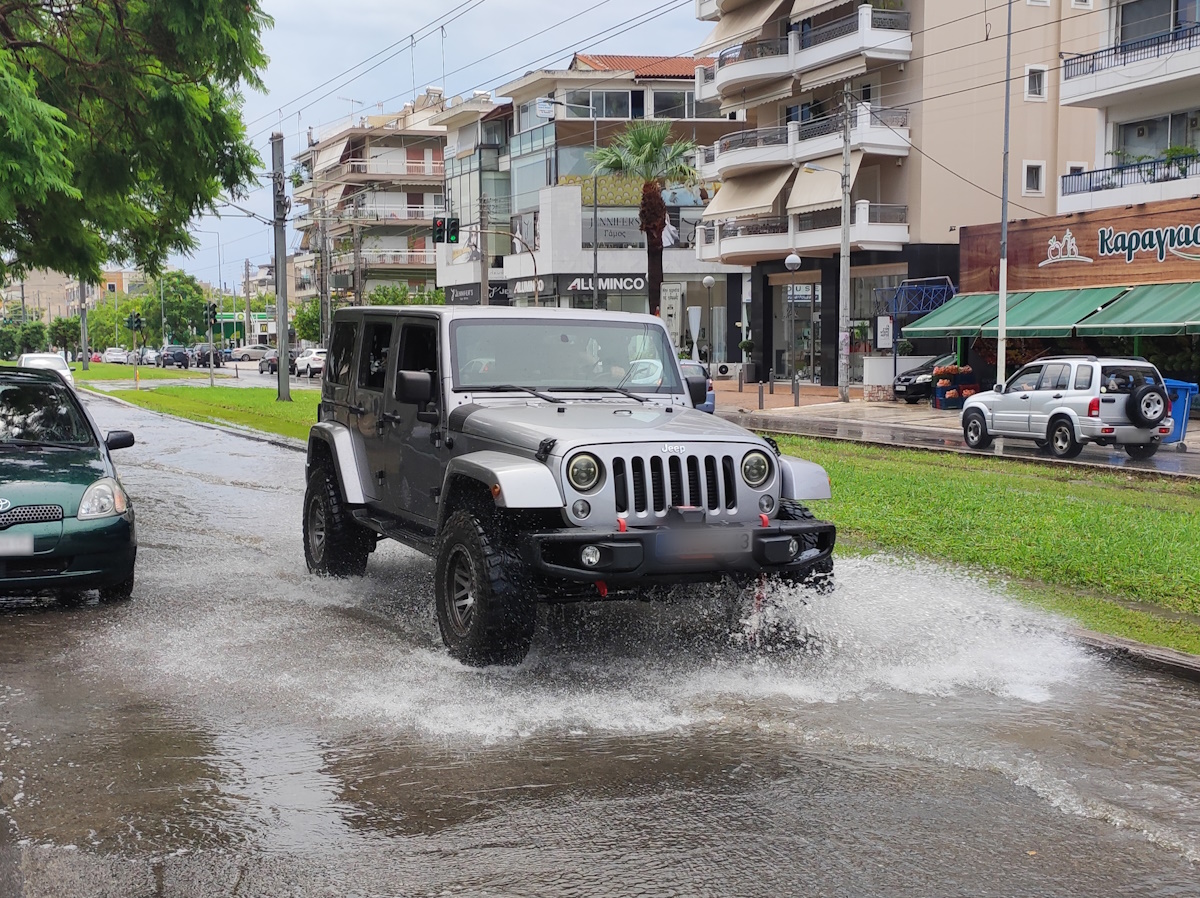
<box><xmin>582</xmin><ymin>212</ymin><xmax>643</xmax><ymax>247</ymax></box>
<box><xmin>511</xmin><ymin>277</ymin><xmax>547</xmax><ymax>296</ymax></box>
<box><xmin>564</xmin><ymin>275</ymin><xmax>647</xmax><ymax>292</ymax></box>
<box><xmin>1098</xmin><ymin>222</ymin><xmax>1200</xmax><ymax>264</ymax></box>
<box><xmin>446</xmin><ymin>284</ymin><xmax>479</xmax><ymax>305</ymax></box>
<box><xmin>1038</xmin><ymin>229</ymin><xmax>1093</xmax><ymax>268</ymax></box>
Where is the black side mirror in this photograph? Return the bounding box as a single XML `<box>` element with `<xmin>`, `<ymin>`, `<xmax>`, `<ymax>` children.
<box><xmin>397</xmin><ymin>370</ymin><xmax>434</xmax><ymax>404</ymax></box>
<box><xmin>105</xmin><ymin>430</ymin><xmax>135</xmax><ymax>451</ymax></box>
<box><xmin>993</xmin><ymin>384</ymin><xmax>1005</xmax><ymax>394</ymax></box>
<box><xmin>685</xmin><ymin>374</ymin><xmax>708</xmax><ymax>407</ymax></box>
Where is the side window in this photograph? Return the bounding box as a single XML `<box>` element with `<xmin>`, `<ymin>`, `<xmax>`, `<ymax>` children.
<box><xmin>395</xmin><ymin>324</ymin><xmax>439</xmax><ymax>401</ymax></box>
<box><xmin>1038</xmin><ymin>363</ymin><xmax>1069</xmax><ymax>390</ymax></box>
<box><xmin>1074</xmin><ymin>365</ymin><xmax>1093</xmax><ymax>391</ymax></box>
<box><xmin>357</xmin><ymin>321</ymin><xmax>394</xmax><ymax>391</ymax></box>
<box><xmin>1010</xmin><ymin>365</ymin><xmax>1042</xmax><ymax>392</ymax></box>
<box><xmin>326</xmin><ymin>321</ymin><xmax>358</xmax><ymax>385</ymax></box>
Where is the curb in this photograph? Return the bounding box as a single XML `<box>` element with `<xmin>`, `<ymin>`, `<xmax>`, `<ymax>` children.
<box><xmin>1070</xmin><ymin>629</ymin><xmax>1200</xmax><ymax>683</ymax></box>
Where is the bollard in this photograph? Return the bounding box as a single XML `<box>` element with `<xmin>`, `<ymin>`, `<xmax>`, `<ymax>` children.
<box><xmin>758</xmin><ymin>382</ymin><xmax>764</xmax><ymax>410</ymax></box>
<box><xmin>769</xmin><ymin>369</ymin><xmax>775</xmax><ymax>395</ymax></box>
<box><xmin>738</xmin><ymin>367</ymin><xmax>744</xmax><ymax>393</ymax></box>
<box><xmin>793</xmin><ymin>377</ymin><xmax>800</xmax><ymax>407</ymax></box>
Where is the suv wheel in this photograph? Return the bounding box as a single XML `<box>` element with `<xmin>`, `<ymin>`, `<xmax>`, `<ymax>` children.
<box><xmin>1048</xmin><ymin>417</ymin><xmax>1083</xmax><ymax>459</ymax></box>
<box><xmin>435</xmin><ymin>510</ymin><xmax>536</xmax><ymax>666</ymax></box>
<box><xmin>773</xmin><ymin>499</ymin><xmax>833</xmax><ymax>591</ymax></box>
<box><xmin>963</xmin><ymin>410</ymin><xmax>993</xmax><ymax>450</ymax></box>
<box><xmin>303</xmin><ymin>467</ymin><xmax>371</xmax><ymax>577</ymax></box>
<box><xmin>1125</xmin><ymin>443</ymin><xmax>1160</xmax><ymax>461</ymax></box>
<box><xmin>1127</xmin><ymin>384</ymin><xmax>1168</xmax><ymax>428</ymax></box>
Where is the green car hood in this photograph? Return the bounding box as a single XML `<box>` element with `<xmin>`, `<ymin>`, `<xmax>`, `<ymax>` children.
<box><xmin>0</xmin><ymin>449</ymin><xmax>107</xmax><ymax>517</ymax></box>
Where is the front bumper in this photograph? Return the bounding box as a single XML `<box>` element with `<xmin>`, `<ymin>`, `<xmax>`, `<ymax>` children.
<box><xmin>0</xmin><ymin>514</ymin><xmax>136</xmax><ymax>595</ymax></box>
<box><xmin>524</xmin><ymin>518</ymin><xmax>835</xmax><ymax>585</ymax></box>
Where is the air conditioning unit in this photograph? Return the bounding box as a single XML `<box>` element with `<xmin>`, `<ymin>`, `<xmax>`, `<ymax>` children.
<box><xmin>714</xmin><ymin>361</ymin><xmax>742</xmax><ymax>380</ymax></box>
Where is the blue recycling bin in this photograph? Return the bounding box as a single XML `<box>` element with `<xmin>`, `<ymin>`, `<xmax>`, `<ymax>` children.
<box><xmin>1162</xmin><ymin>379</ymin><xmax>1198</xmax><ymax>450</ymax></box>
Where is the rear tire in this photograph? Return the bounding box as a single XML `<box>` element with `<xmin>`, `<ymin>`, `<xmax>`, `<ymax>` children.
<box><xmin>240</xmin><ymin>353</ymin><xmax>250</xmax><ymax>361</ymax></box>
<box><xmin>303</xmin><ymin>467</ymin><xmax>371</xmax><ymax>577</ymax></box>
<box><xmin>1048</xmin><ymin>417</ymin><xmax>1084</xmax><ymax>459</ymax></box>
<box><xmin>963</xmin><ymin>410</ymin><xmax>993</xmax><ymax>450</ymax></box>
<box><xmin>1125</xmin><ymin>442</ymin><xmax>1159</xmax><ymax>460</ymax></box>
<box><xmin>435</xmin><ymin>510</ymin><xmax>536</xmax><ymax>666</ymax></box>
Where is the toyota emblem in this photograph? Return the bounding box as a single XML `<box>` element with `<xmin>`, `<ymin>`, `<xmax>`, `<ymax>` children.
<box><xmin>0</xmin><ymin>499</ymin><xmax>10</xmax><ymax>513</ymax></box>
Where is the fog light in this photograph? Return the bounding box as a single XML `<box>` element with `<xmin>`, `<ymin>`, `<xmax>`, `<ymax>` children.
<box><xmin>787</xmin><ymin>537</ymin><xmax>801</xmax><ymax>558</ymax></box>
<box><xmin>572</xmin><ymin>499</ymin><xmax>591</xmax><ymax>519</ymax></box>
<box><xmin>758</xmin><ymin>495</ymin><xmax>775</xmax><ymax>514</ymax></box>
<box><xmin>581</xmin><ymin>545</ymin><xmax>602</xmax><ymax>568</ymax></box>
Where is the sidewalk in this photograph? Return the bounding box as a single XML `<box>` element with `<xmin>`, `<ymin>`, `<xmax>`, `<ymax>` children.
<box><xmin>713</xmin><ymin>380</ymin><xmax>1200</xmax><ymax>478</ymax></box>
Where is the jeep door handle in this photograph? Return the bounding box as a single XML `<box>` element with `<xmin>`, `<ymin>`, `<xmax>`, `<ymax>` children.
<box><xmin>380</xmin><ymin>412</ymin><xmax>404</xmax><ymax>426</ymax></box>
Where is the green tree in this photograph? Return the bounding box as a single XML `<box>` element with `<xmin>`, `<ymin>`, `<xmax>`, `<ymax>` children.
<box><xmin>0</xmin><ymin>1</ymin><xmax>270</xmax><ymax>286</ymax></box>
<box><xmin>17</xmin><ymin>320</ymin><xmax>47</xmax><ymax>353</ymax></box>
<box><xmin>48</xmin><ymin>316</ymin><xmax>80</xmax><ymax>353</ymax></box>
<box><xmin>0</xmin><ymin>325</ymin><xmax>18</xmax><ymax>359</ymax></box>
<box><xmin>366</xmin><ymin>284</ymin><xmax>445</xmax><ymax>305</ymax></box>
<box><xmin>589</xmin><ymin>120</ymin><xmax>698</xmax><ymax>316</ymax></box>
<box><xmin>293</xmin><ymin>299</ymin><xmax>321</xmax><ymax>344</ymax></box>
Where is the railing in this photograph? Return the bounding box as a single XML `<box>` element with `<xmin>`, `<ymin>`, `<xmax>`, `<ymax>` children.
<box><xmin>339</xmin><ymin>158</ymin><xmax>446</xmax><ymax>178</ymax></box>
<box><xmin>872</xmin><ymin>107</ymin><xmax>909</xmax><ymax>128</ymax></box>
<box><xmin>718</xmin><ymin>216</ymin><xmax>789</xmax><ymax>238</ymax></box>
<box><xmin>717</xmin><ymin>37</ymin><xmax>789</xmax><ymax>68</ymax></box>
<box><xmin>330</xmin><ymin>249</ymin><xmax>437</xmax><ymax>268</ymax></box>
<box><xmin>795</xmin><ymin>208</ymin><xmax>843</xmax><ymax>231</ymax></box>
<box><xmin>336</xmin><ymin>204</ymin><xmax>445</xmax><ymax>222</ymax></box>
<box><xmin>702</xmin><ymin>145</ymin><xmax>716</xmax><ymax>164</ymax></box>
<box><xmin>699</xmin><ymin>64</ymin><xmax>716</xmax><ymax>84</ymax></box>
<box><xmin>858</xmin><ymin>203</ymin><xmax>908</xmax><ymax>224</ymax></box>
<box><xmin>871</xmin><ymin>9</ymin><xmax>910</xmax><ymax>31</ymax></box>
<box><xmin>1061</xmin><ymin>154</ymin><xmax>1200</xmax><ymax>196</ymax></box>
<box><xmin>801</xmin><ymin>12</ymin><xmax>860</xmax><ymax>48</ymax></box>
<box><xmin>718</xmin><ymin>126</ymin><xmax>789</xmax><ymax>154</ymax></box>
<box><xmin>1063</xmin><ymin>24</ymin><xmax>1200</xmax><ymax>80</ymax></box>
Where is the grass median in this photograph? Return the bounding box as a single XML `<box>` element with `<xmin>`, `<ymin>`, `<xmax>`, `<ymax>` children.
<box><xmin>101</xmin><ymin>385</ymin><xmax>320</xmax><ymax>441</ymax></box>
<box><xmin>2</xmin><ymin>361</ymin><xmax>208</xmax><ymax>381</ymax></box>
<box><xmin>775</xmin><ymin>435</ymin><xmax>1200</xmax><ymax>655</ymax></box>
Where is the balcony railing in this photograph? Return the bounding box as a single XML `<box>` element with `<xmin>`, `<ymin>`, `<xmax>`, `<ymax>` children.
<box><xmin>717</xmin><ymin>37</ymin><xmax>789</xmax><ymax>68</ymax></box>
<box><xmin>1063</xmin><ymin>23</ymin><xmax>1200</xmax><ymax>80</ymax></box>
<box><xmin>339</xmin><ymin>158</ymin><xmax>446</xmax><ymax>178</ymax></box>
<box><xmin>1061</xmin><ymin>154</ymin><xmax>1200</xmax><ymax>196</ymax></box>
<box><xmin>870</xmin><ymin>8</ymin><xmax>910</xmax><ymax>32</ymax></box>
<box><xmin>336</xmin><ymin>204</ymin><xmax>445</xmax><ymax>223</ymax></box>
<box><xmin>718</xmin><ymin>216</ymin><xmax>789</xmax><ymax>239</ymax></box>
<box><xmin>330</xmin><ymin>249</ymin><xmax>437</xmax><ymax>269</ymax></box>
<box><xmin>858</xmin><ymin>203</ymin><xmax>908</xmax><ymax>224</ymax></box>
<box><xmin>700</xmin><ymin>64</ymin><xmax>716</xmax><ymax>84</ymax></box>
<box><xmin>718</xmin><ymin>126</ymin><xmax>789</xmax><ymax>154</ymax></box>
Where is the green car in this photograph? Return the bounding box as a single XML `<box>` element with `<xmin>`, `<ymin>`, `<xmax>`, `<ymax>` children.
<box><xmin>0</xmin><ymin>369</ymin><xmax>137</xmax><ymax>600</ymax></box>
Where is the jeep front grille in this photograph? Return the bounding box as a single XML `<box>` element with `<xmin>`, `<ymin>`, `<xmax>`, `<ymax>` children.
<box><xmin>612</xmin><ymin>452</ymin><xmax>737</xmax><ymax>517</ymax></box>
<box><xmin>0</xmin><ymin>505</ymin><xmax>64</xmax><ymax>530</ymax></box>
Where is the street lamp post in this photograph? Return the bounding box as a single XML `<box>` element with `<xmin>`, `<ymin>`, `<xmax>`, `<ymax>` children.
<box><xmin>703</xmin><ymin>275</ymin><xmax>715</xmax><ymax>363</ymax></box>
<box><xmin>997</xmin><ymin>0</ymin><xmax>1015</xmax><ymax>386</ymax></box>
<box><xmin>192</xmin><ymin>228</ymin><xmax>224</xmax><ymax>387</ymax></box>
<box><xmin>785</xmin><ymin>253</ymin><xmax>801</xmax><ymax>380</ymax></box>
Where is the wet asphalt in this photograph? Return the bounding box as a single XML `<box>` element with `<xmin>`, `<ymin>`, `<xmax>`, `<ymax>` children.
<box><xmin>0</xmin><ymin>396</ymin><xmax>1197</xmax><ymax>897</ymax></box>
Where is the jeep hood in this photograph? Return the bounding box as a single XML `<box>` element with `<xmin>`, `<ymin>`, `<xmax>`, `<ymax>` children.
<box><xmin>450</xmin><ymin>402</ymin><xmax>762</xmax><ymax>455</ymax></box>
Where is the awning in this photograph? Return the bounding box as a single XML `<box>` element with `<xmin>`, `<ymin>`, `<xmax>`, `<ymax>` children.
<box><xmin>312</xmin><ymin>139</ymin><xmax>348</xmax><ymax>174</ymax></box>
<box><xmin>792</xmin><ymin>0</ymin><xmax>856</xmax><ymax>19</ymax></box>
<box><xmin>1075</xmin><ymin>281</ymin><xmax>1200</xmax><ymax>337</ymax></box>
<box><xmin>786</xmin><ymin>151</ymin><xmax>862</xmax><ymax>214</ymax></box>
<box><xmin>902</xmin><ymin>291</ymin><xmax>1032</xmax><ymax>339</ymax></box>
<box><xmin>719</xmin><ymin>78</ymin><xmax>798</xmax><ymax>114</ymax></box>
<box><xmin>697</xmin><ymin>0</ymin><xmax>791</xmax><ymax>55</ymax></box>
<box><xmin>801</xmin><ymin>57</ymin><xmax>868</xmax><ymax>91</ymax></box>
<box><xmin>978</xmin><ymin>287</ymin><xmax>1128</xmax><ymax>339</ymax></box>
<box><xmin>701</xmin><ymin>166</ymin><xmax>793</xmax><ymax>220</ymax></box>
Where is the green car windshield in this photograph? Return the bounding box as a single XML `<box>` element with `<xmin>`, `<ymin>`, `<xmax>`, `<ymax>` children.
<box><xmin>0</xmin><ymin>383</ymin><xmax>93</xmax><ymax>446</ymax></box>
<box><xmin>451</xmin><ymin>319</ymin><xmax>683</xmax><ymax>395</ymax></box>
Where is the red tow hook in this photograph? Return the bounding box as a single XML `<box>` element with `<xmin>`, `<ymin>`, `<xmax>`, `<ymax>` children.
<box><xmin>596</xmin><ymin>581</ymin><xmax>608</xmax><ymax>598</ymax></box>
<box><xmin>760</xmin><ymin>514</ymin><xmax>770</xmax><ymax>528</ymax></box>
<box><xmin>617</xmin><ymin>518</ymin><xmax>627</xmax><ymax>533</ymax></box>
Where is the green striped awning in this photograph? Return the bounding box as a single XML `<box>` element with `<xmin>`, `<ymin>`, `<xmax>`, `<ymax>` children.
<box><xmin>901</xmin><ymin>291</ymin><xmax>1031</xmax><ymax>339</ymax></box>
<box><xmin>977</xmin><ymin>287</ymin><xmax>1128</xmax><ymax>339</ymax></box>
<box><xmin>1074</xmin><ymin>282</ymin><xmax>1200</xmax><ymax>337</ymax></box>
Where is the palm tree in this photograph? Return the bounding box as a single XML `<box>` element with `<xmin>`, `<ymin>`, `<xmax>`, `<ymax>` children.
<box><xmin>589</xmin><ymin>120</ymin><xmax>698</xmax><ymax>316</ymax></box>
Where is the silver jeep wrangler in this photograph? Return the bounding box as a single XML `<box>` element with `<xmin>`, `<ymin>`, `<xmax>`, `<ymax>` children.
<box><xmin>303</xmin><ymin>306</ymin><xmax>836</xmax><ymax>665</ymax></box>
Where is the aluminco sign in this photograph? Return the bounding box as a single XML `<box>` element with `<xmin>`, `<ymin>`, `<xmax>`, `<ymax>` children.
<box><xmin>1098</xmin><ymin>222</ymin><xmax>1200</xmax><ymax>263</ymax></box>
<box><xmin>566</xmin><ymin>275</ymin><xmax>647</xmax><ymax>292</ymax></box>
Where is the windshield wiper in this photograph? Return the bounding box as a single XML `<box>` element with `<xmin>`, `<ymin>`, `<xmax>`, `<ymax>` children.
<box><xmin>546</xmin><ymin>386</ymin><xmax>648</xmax><ymax>403</ymax></box>
<box><xmin>0</xmin><ymin>439</ymin><xmax>86</xmax><ymax>450</ymax></box>
<box><xmin>485</xmin><ymin>385</ymin><xmax>564</xmax><ymax>404</ymax></box>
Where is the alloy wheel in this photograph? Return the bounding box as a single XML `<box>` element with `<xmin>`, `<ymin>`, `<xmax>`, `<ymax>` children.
<box><xmin>446</xmin><ymin>546</ymin><xmax>477</xmax><ymax>637</ymax></box>
<box><xmin>308</xmin><ymin>495</ymin><xmax>327</xmax><ymax>563</ymax></box>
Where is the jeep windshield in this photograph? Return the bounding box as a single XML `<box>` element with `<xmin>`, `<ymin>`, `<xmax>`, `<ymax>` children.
<box><xmin>450</xmin><ymin>318</ymin><xmax>684</xmax><ymax>395</ymax></box>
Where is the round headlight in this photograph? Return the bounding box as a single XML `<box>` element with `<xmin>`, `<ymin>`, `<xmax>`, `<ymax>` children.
<box><xmin>568</xmin><ymin>454</ymin><xmax>602</xmax><ymax>492</ymax></box>
<box><xmin>741</xmin><ymin>451</ymin><xmax>771</xmax><ymax>489</ymax></box>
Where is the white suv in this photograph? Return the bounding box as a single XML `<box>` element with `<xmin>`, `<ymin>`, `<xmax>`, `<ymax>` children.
<box><xmin>962</xmin><ymin>356</ymin><xmax>1173</xmax><ymax>460</ymax></box>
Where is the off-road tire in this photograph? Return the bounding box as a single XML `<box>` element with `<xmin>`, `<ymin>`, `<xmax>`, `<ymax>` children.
<box><xmin>963</xmin><ymin>410</ymin><xmax>993</xmax><ymax>450</ymax></box>
<box><xmin>99</xmin><ymin>571</ymin><xmax>135</xmax><ymax>603</ymax></box>
<box><xmin>303</xmin><ymin>467</ymin><xmax>371</xmax><ymax>577</ymax></box>
<box><xmin>1127</xmin><ymin>384</ymin><xmax>1168</xmax><ymax>428</ymax></box>
<box><xmin>773</xmin><ymin>498</ymin><xmax>834</xmax><ymax>591</ymax></box>
<box><xmin>435</xmin><ymin>510</ymin><xmax>536</xmax><ymax>666</ymax></box>
<box><xmin>1048</xmin><ymin>417</ymin><xmax>1083</xmax><ymax>459</ymax></box>
<box><xmin>1125</xmin><ymin>442</ymin><xmax>1160</xmax><ymax>460</ymax></box>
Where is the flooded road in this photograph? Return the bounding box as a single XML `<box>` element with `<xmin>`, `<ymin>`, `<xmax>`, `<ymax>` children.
<box><xmin>1</xmin><ymin>397</ymin><xmax>1198</xmax><ymax>896</ymax></box>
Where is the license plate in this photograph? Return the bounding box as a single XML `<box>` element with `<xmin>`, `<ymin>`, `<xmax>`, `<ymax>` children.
<box><xmin>657</xmin><ymin>529</ymin><xmax>752</xmax><ymax>560</ymax></box>
<box><xmin>894</xmin><ymin>384</ymin><xmax>906</xmax><ymax>392</ymax></box>
<box><xmin>0</xmin><ymin>534</ymin><xmax>34</xmax><ymax>557</ymax></box>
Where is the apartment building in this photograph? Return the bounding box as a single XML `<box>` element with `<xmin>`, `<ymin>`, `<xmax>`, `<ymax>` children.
<box><xmin>2</xmin><ymin>270</ymin><xmax>76</xmax><ymax>322</ymax></box>
<box><xmin>292</xmin><ymin>89</ymin><xmax>448</xmax><ymax>303</ymax></box>
<box><xmin>436</xmin><ymin>54</ymin><xmax>752</xmax><ymax>363</ymax></box>
<box><xmin>692</xmin><ymin>0</ymin><xmax>1097</xmax><ymax>384</ymax></box>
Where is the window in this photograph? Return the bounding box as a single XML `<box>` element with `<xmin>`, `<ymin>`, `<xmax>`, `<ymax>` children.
<box><xmin>1039</xmin><ymin>364</ymin><xmax>1071</xmax><ymax>391</ymax></box>
<box><xmin>1117</xmin><ymin>110</ymin><xmax>1200</xmax><ymax>157</ymax></box>
<box><xmin>516</xmin><ymin>96</ymin><xmax>552</xmax><ymax>133</ymax></box>
<box><xmin>357</xmin><ymin>321</ymin><xmax>393</xmax><ymax>391</ymax></box>
<box><xmin>1024</xmin><ymin>66</ymin><xmax>1047</xmax><ymax>101</ymax></box>
<box><xmin>1009</xmin><ymin>365</ymin><xmax>1043</xmax><ymax>392</ymax></box>
<box><xmin>1071</xmin><ymin>0</ymin><xmax>1092</xmax><ymax>8</ymax></box>
<box><xmin>562</xmin><ymin>90</ymin><xmax>632</xmax><ymax>119</ymax></box>
<box><xmin>1023</xmin><ymin>162</ymin><xmax>1045</xmax><ymax>195</ymax></box>
<box><xmin>1026</xmin><ymin>0</ymin><xmax>1049</xmax><ymax>5</ymax></box>
<box><xmin>326</xmin><ymin>320</ymin><xmax>358</xmax><ymax>385</ymax></box>
<box><xmin>1068</xmin><ymin>163</ymin><xmax>1086</xmax><ymax>175</ymax></box>
<box><xmin>395</xmin><ymin>324</ymin><xmax>438</xmax><ymax>402</ymax></box>
<box><xmin>1074</xmin><ymin>365</ymin><xmax>1094</xmax><ymax>391</ymax></box>
<box><xmin>654</xmin><ymin>90</ymin><xmax>688</xmax><ymax>119</ymax></box>
<box><xmin>1119</xmin><ymin>0</ymin><xmax>1173</xmax><ymax>44</ymax></box>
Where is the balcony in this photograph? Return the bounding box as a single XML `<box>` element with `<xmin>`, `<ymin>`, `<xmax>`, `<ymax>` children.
<box><xmin>696</xmin><ymin>201</ymin><xmax>908</xmax><ymax>264</ymax></box>
<box><xmin>697</xmin><ymin>106</ymin><xmax>910</xmax><ymax>180</ymax></box>
<box><xmin>696</xmin><ymin>0</ymin><xmax>719</xmax><ymax>20</ymax></box>
<box><xmin>1061</xmin><ymin>25</ymin><xmax>1200</xmax><ymax>108</ymax></box>
<box><xmin>337</xmin><ymin>158</ymin><xmax>446</xmax><ymax>183</ymax></box>
<box><xmin>699</xmin><ymin>5</ymin><xmax>911</xmax><ymax>103</ymax></box>
<box><xmin>330</xmin><ymin>249</ymin><xmax>437</xmax><ymax>271</ymax></box>
<box><xmin>1058</xmin><ymin>153</ymin><xmax>1200</xmax><ymax>214</ymax></box>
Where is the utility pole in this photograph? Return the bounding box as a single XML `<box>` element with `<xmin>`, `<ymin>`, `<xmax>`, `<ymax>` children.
<box><xmin>997</xmin><ymin>0</ymin><xmax>1014</xmax><ymax>386</ymax></box>
<box><xmin>480</xmin><ymin>193</ymin><xmax>490</xmax><ymax>306</ymax></box>
<box><xmin>272</xmin><ymin>132</ymin><xmax>292</xmax><ymax>401</ymax></box>
<box><xmin>19</xmin><ymin>280</ymin><xmax>25</xmax><ymax>323</ymax></box>
<box><xmin>837</xmin><ymin>81</ymin><xmax>852</xmax><ymax>403</ymax></box>
<box><xmin>592</xmin><ymin>116</ymin><xmax>599</xmax><ymax>310</ymax></box>
<box><xmin>352</xmin><ymin>224</ymin><xmax>363</xmax><ymax>306</ymax></box>
<box><xmin>244</xmin><ymin>258</ymin><xmax>252</xmax><ymax>347</ymax></box>
<box><xmin>79</xmin><ymin>286</ymin><xmax>89</xmax><ymax>371</ymax></box>
<box><xmin>319</xmin><ymin>220</ymin><xmax>331</xmax><ymax>342</ymax></box>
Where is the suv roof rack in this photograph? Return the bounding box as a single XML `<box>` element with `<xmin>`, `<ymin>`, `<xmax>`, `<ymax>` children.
<box><xmin>1033</xmin><ymin>354</ymin><xmax>1098</xmax><ymax>362</ymax></box>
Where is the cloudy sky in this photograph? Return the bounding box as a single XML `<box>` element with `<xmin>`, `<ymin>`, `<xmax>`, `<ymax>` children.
<box><xmin>181</xmin><ymin>0</ymin><xmax>712</xmax><ymax>290</ymax></box>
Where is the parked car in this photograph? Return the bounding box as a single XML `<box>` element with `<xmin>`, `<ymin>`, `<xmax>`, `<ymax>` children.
<box><xmin>962</xmin><ymin>355</ymin><xmax>1174</xmax><ymax>460</ymax></box>
<box><xmin>127</xmin><ymin>347</ymin><xmax>158</xmax><ymax>366</ymax></box>
<box><xmin>893</xmin><ymin>352</ymin><xmax>957</xmax><ymax>404</ymax></box>
<box><xmin>16</xmin><ymin>353</ymin><xmax>75</xmax><ymax>388</ymax></box>
<box><xmin>236</xmin><ymin>343</ymin><xmax>274</xmax><ymax>362</ymax></box>
<box><xmin>102</xmin><ymin>347</ymin><xmax>128</xmax><ymax>364</ymax></box>
<box><xmin>296</xmin><ymin>347</ymin><xmax>326</xmax><ymax>378</ymax></box>
<box><xmin>258</xmin><ymin>348</ymin><xmax>297</xmax><ymax>375</ymax></box>
<box><xmin>0</xmin><ymin>368</ymin><xmax>136</xmax><ymax>601</ymax></box>
<box><xmin>192</xmin><ymin>343</ymin><xmax>223</xmax><ymax>368</ymax></box>
<box><xmin>89</xmin><ymin>352</ymin><xmax>103</xmax><ymax>363</ymax></box>
<box><xmin>158</xmin><ymin>345</ymin><xmax>192</xmax><ymax>369</ymax></box>
<box><xmin>678</xmin><ymin>360</ymin><xmax>716</xmax><ymax>413</ymax></box>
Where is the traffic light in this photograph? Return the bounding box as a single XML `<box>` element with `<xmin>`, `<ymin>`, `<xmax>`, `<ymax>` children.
<box><xmin>447</xmin><ymin>217</ymin><xmax>460</xmax><ymax>244</ymax></box>
<box><xmin>433</xmin><ymin>216</ymin><xmax>447</xmax><ymax>243</ymax></box>
<box><xmin>124</xmin><ymin>313</ymin><xmax>136</xmax><ymax>330</ymax></box>
<box><xmin>207</xmin><ymin>303</ymin><xmax>218</xmax><ymax>328</ymax></box>
<box><xmin>132</xmin><ymin>313</ymin><xmax>144</xmax><ymax>332</ymax></box>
